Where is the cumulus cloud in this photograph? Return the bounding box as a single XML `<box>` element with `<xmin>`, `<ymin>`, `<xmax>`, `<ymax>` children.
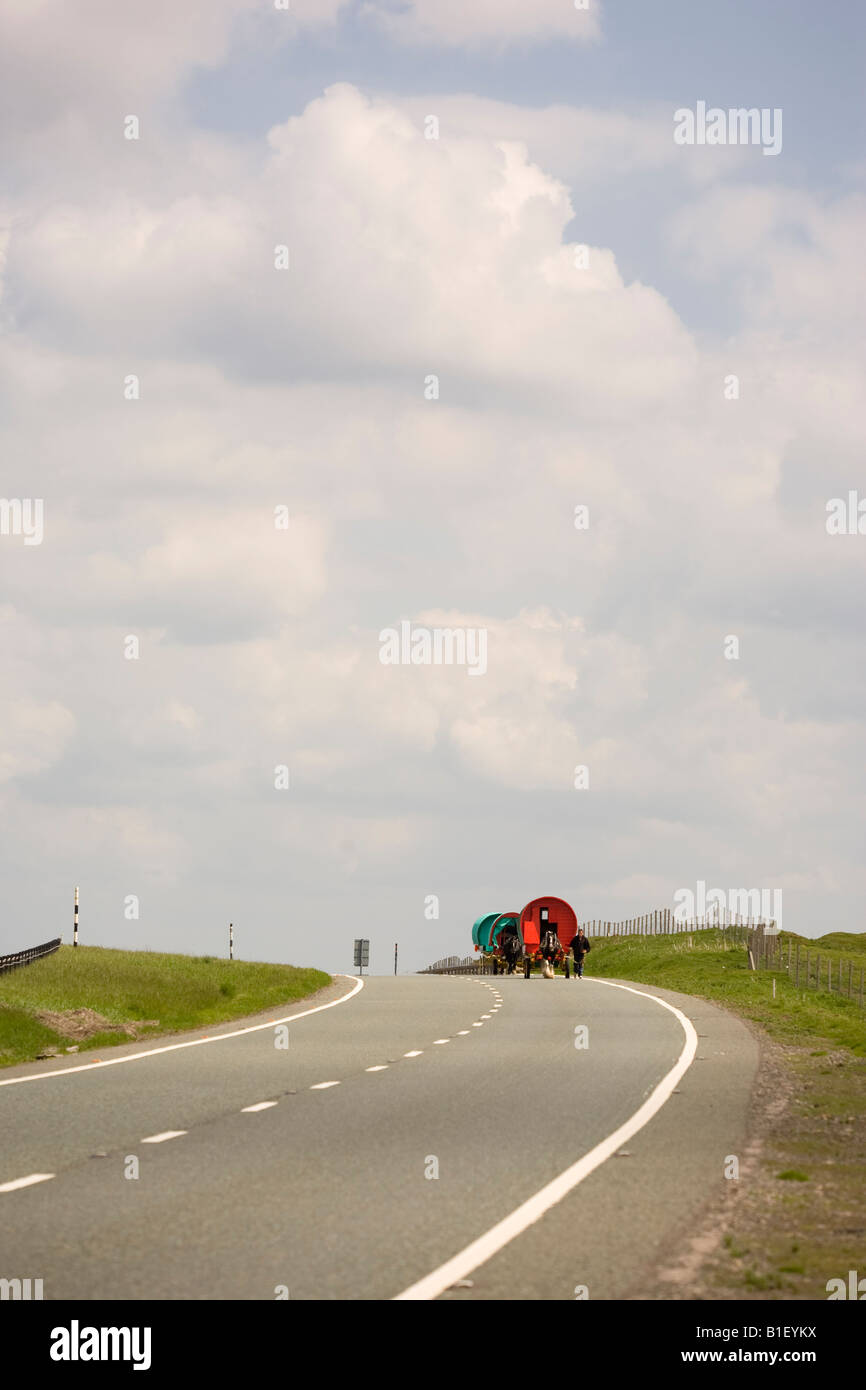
<box><xmin>0</xmin><ymin>60</ymin><xmax>863</xmax><ymax>961</ymax></box>
<box><xmin>5</xmin><ymin>84</ymin><xmax>694</xmax><ymax>415</ymax></box>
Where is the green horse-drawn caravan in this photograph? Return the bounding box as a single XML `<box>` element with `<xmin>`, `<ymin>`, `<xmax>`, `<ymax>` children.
<box><xmin>471</xmin><ymin>912</ymin><xmax>522</xmax><ymax>973</ymax></box>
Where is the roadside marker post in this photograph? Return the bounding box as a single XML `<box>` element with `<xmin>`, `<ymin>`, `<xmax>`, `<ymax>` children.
<box><xmin>73</xmin><ymin>886</ymin><xmax>79</xmax><ymax>948</ymax></box>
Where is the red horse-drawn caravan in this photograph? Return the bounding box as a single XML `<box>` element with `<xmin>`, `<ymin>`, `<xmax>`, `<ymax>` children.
<box><xmin>519</xmin><ymin>896</ymin><xmax>578</xmax><ymax>977</ymax></box>
<box><xmin>474</xmin><ymin>896</ymin><xmax>578</xmax><ymax>977</ymax></box>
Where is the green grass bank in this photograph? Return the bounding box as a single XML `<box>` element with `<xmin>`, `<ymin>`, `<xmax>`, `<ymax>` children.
<box><xmin>0</xmin><ymin>945</ymin><xmax>331</xmax><ymax>1068</ymax></box>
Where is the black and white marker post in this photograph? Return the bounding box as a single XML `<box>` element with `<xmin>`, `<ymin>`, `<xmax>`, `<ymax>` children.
<box><xmin>229</xmin><ymin>922</ymin><xmax>233</xmax><ymax>961</ymax></box>
<box><xmin>73</xmin><ymin>885</ymin><xmax>79</xmax><ymax>948</ymax></box>
<box><xmin>394</xmin><ymin>941</ymin><xmax>398</xmax><ymax>975</ymax></box>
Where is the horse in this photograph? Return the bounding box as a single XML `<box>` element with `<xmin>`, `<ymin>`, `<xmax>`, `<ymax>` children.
<box><xmin>499</xmin><ymin>929</ymin><xmax>522</xmax><ymax>974</ymax></box>
<box><xmin>540</xmin><ymin>927</ymin><xmax>561</xmax><ymax>979</ymax></box>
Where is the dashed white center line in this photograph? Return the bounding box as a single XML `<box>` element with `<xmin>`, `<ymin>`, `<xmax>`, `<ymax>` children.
<box><xmin>141</xmin><ymin>1131</ymin><xmax>187</xmax><ymax>1144</ymax></box>
<box><xmin>404</xmin><ymin>1050</ymin><xmax>423</xmax><ymax>1057</ymax></box>
<box><xmin>481</xmin><ymin>1014</ymin><xmax>491</xmax><ymax>1019</ymax></box>
<box><xmin>432</xmin><ymin>1039</ymin><xmax>450</xmax><ymax>1045</ymax></box>
<box><xmin>366</xmin><ymin>1065</ymin><xmax>389</xmax><ymax>1072</ymax></box>
<box><xmin>472</xmin><ymin>1022</ymin><xmax>483</xmax><ymax>1028</ymax></box>
<box><xmin>0</xmin><ymin>1173</ymin><xmax>55</xmax><ymax>1193</ymax></box>
<box><xmin>457</xmin><ymin>1030</ymin><xmax>470</xmax><ymax>1035</ymax></box>
<box><xmin>241</xmin><ymin>1102</ymin><xmax>278</xmax><ymax>1113</ymax></box>
<box><xmin>310</xmin><ymin>1081</ymin><xmax>340</xmax><ymax>1089</ymax></box>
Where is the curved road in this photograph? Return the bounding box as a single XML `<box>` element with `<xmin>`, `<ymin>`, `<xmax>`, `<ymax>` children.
<box><xmin>0</xmin><ymin>973</ymin><xmax>758</xmax><ymax>1300</ymax></box>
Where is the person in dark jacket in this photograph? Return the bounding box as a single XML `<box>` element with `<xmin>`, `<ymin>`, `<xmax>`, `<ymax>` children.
<box><xmin>570</xmin><ymin>928</ymin><xmax>591</xmax><ymax>977</ymax></box>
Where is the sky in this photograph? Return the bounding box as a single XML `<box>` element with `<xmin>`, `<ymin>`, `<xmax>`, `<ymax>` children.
<box><xmin>0</xmin><ymin>1</ymin><xmax>864</xmax><ymax>974</ymax></box>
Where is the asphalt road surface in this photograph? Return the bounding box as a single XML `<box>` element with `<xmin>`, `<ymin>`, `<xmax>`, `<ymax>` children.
<box><xmin>0</xmin><ymin>972</ymin><xmax>759</xmax><ymax>1300</ymax></box>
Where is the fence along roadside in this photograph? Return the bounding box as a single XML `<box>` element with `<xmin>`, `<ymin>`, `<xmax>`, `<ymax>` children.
<box><xmin>0</xmin><ymin>937</ymin><xmax>62</xmax><ymax>976</ymax></box>
<box><xmin>421</xmin><ymin>913</ymin><xmax>866</xmax><ymax>1008</ymax></box>
<box><xmin>419</xmin><ymin>912</ymin><xmax>759</xmax><ymax>976</ymax></box>
<box><xmin>749</xmin><ymin>927</ymin><xmax>865</xmax><ymax>1009</ymax></box>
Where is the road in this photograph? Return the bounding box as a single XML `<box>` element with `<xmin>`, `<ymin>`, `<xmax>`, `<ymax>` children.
<box><xmin>0</xmin><ymin>972</ymin><xmax>759</xmax><ymax>1300</ymax></box>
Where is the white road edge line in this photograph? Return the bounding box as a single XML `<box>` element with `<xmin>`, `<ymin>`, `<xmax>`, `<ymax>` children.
<box><xmin>141</xmin><ymin>1131</ymin><xmax>187</xmax><ymax>1144</ymax></box>
<box><xmin>0</xmin><ymin>1173</ymin><xmax>55</xmax><ymax>1193</ymax></box>
<box><xmin>393</xmin><ymin>979</ymin><xmax>698</xmax><ymax>1301</ymax></box>
<box><xmin>0</xmin><ymin>975</ymin><xmax>365</xmax><ymax>1087</ymax></box>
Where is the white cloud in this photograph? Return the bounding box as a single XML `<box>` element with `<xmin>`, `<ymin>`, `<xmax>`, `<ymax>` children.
<box><xmin>6</xmin><ymin>84</ymin><xmax>695</xmax><ymax>416</ymax></box>
<box><xmin>0</xmin><ymin>697</ymin><xmax>75</xmax><ymax>783</ymax></box>
<box><xmin>361</xmin><ymin>0</ymin><xmax>601</xmax><ymax>46</ymax></box>
<box><xmin>0</xmin><ymin>75</ymin><xmax>863</xmax><ymax>959</ymax></box>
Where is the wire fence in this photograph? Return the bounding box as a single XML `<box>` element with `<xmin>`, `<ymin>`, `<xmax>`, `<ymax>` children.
<box><xmin>0</xmin><ymin>937</ymin><xmax>62</xmax><ymax>976</ymax></box>
<box><xmin>748</xmin><ymin>928</ymin><xmax>865</xmax><ymax>1009</ymax></box>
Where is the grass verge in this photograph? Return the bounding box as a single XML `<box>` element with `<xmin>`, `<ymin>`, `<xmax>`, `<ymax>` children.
<box><xmin>583</xmin><ymin>928</ymin><xmax>866</xmax><ymax>1299</ymax></box>
<box><xmin>0</xmin><ymin>945</ymin><xmax>331</xmax><ymax>1068</ymax></box>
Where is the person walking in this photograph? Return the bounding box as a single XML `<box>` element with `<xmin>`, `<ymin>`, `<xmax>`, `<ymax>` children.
<box><xmin>570</xmin><ymin>927</ymin><xmax>591</xmax><ymax>978</ymax></box>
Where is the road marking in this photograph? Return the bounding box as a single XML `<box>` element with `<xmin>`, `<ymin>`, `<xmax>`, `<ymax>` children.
<box><xmin>457</xmin><ymin>1030</ymin><xmax>470</xmax><ymax>1035</ymax></box>
<box><xmin>0</xmin><ymin>1172</ymin><xmax>55</xmax><ymax>1193</ymax></box>
<box><xmin>0</xmin><ymin>975</ymin><xmax>365</xmax><ymax>1087</ymax></box>
<box><xmin>310</xmin><ymin>1081</ymin><xmax>340</xmax><ymax>1090</ymax></box>
<box><xmin>404</xmin><ymin>1050</ymin><xmax>423</xmax><ymax>1057</ymax></box>
<box><xmin>471</xmin><ymin>1022</ymin><xmax>483</xmax><ymax>1027</ymax></box>
<box><xmin>481</xmin><ymin>1014</ymin><xmax>491</xmax><ymax>1018</ymax></box>
<box><xmin>241</xmin><ymin>1102</ymin><xmax>278</xmax><ymax>1112</ymax></box>
<box><xmin>432</xmin><ymin>1039</ymin><xmax>450</xmax><ymax>1045</ymax></box>
<box><xmin>141</xmin><ymin>1131</ymin><xmax>187</xmax><ymax>1144</ymax></box>
<box><xmin>393</xmin><ymin>980</ymin><xmax>698</xmax><ymax>1301</ymax></box>
<box><xmin>366</xmin><ymin>1065</ymin><xmax>388</xmax><ymax>1072</ymax></box>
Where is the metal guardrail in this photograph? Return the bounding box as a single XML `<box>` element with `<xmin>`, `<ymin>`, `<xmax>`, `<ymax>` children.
<box><xmin>419</xmin><ymin>955</ymin><xmax>489</xmax><ymax>975</ymax></box>
<box><xmin>0</xmin><ymin>937</ymin><xmax>62</xmax><ymax>976</ymax></box>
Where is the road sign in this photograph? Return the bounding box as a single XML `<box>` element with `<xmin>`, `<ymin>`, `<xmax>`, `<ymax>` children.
<box><xmin>353</xmin><ymin>938</ymin><xmax>370</xmax><ymax>970</ymax></box>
